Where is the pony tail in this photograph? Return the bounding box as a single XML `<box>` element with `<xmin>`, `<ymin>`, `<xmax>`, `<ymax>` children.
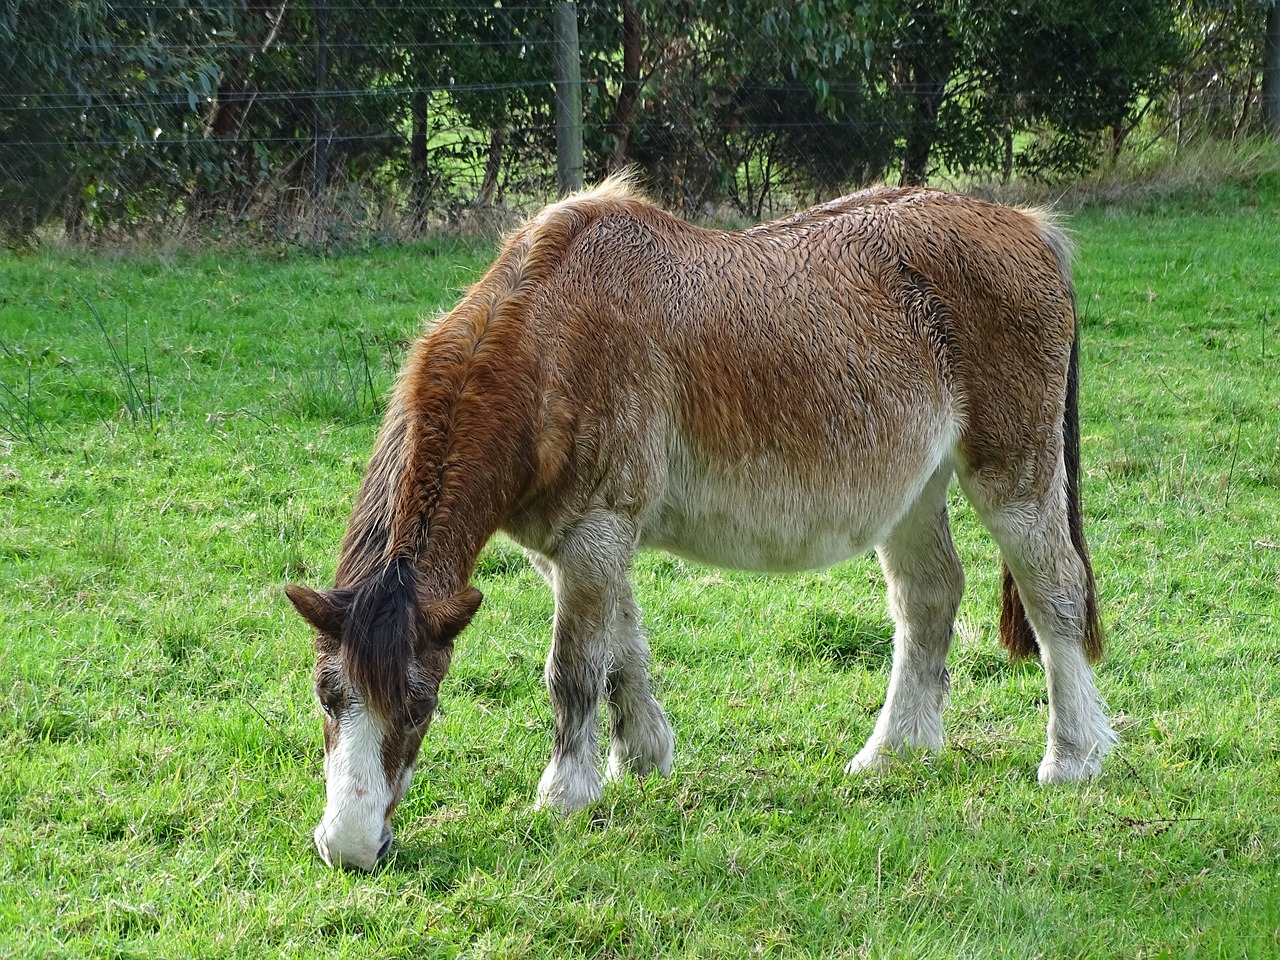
<box><xmin>999</xmin><ymin>566</ymin><xmax>1039</xmax><ymax>660</ymax></box>
<box><xmin>1064</xmin><ymin>325</ymin><xmax>1105</xmax><ymax>663</ymax></box>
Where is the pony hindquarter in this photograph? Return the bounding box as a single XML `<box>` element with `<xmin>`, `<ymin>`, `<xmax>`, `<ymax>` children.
<box><xmin>847</xmin><ymin>394</ymin><xmax>1116</xmax><ymax>785</ymax></box>
<box><xmin>287</xmin><ymin>178</ymin><xmax>1116</xmax><ymax>869</ymax></box>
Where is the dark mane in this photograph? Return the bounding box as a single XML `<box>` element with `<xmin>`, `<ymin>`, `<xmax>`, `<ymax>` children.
<box><xmin>341</xmin><ymin>557</ymin><xmax>417</xmax><ymax>720</ymax></box>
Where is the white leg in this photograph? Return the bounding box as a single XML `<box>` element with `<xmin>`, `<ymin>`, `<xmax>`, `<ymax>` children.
<box><xmin>848</xmin><ymin>468</ymin><xmax>964</xmax><ymax>773</ymax></box>
<box><xmin>1036</xmin><ymin>639</ymin><xmax>1115</xmax><ymax>782</ymax></box>
<box><xmin>604</xmin><ymin>589</ymin><xmax>675</xmax><ymax>782</ymax></box>
<box><xmin>982</xmin><ymin>498</ymin><xmax>1116</xmax><ymax>781</ymax></box>
<box><xmin>534</xmin><ymin>513</ymin><xmax>638</xmax><ymax>813</ymax></box>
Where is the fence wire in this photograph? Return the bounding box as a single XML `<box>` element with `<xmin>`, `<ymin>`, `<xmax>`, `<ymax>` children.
<box><xmin>0</xmin><ymin>1</ymin><xmax>1272</xmax><ymax>241</ymax></box>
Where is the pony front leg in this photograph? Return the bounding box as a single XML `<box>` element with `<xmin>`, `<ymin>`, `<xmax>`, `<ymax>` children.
<box><xmin>537</xmin><ymin>632</ymin><xmax>607</xmax><ymax>813</ymax></box>
<box><xmin>534</xmin><ymin>518</ymin><xmax>638</xmax><ymax>813</ymax></box>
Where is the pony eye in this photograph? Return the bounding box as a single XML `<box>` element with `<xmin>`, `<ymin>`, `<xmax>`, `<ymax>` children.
<box><xmin>315</xmin><ymin>684</ymin><xmax>342</xmax><ymax>719</ymax></box>
<box><xmin>407</xmin><ymin>697</ymin><xmax>437</xmax><ymax>728</ymax></box>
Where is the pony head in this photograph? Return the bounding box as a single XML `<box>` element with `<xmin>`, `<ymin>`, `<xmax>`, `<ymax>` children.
<box><xmin>285</xmin><ymin>560</ymin><xmax>482</xmax><ymax>870</ymax></box>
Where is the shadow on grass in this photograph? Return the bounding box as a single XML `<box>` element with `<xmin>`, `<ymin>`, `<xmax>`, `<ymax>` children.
<box><xmin>381</xmin><ymin>829</ymin><xmax>513</xmax><ymax>891</ymax></box>
<box><xmin>962</xmin><ymin>648</ymin><xmax>1043</xmax><ymax>682</ymax></box>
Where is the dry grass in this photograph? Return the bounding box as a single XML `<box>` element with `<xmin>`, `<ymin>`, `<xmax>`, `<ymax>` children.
<box><xmin>955</xmin><ymin>137</ymin><xmax>1280</xmax><ymax>210</ymax></box>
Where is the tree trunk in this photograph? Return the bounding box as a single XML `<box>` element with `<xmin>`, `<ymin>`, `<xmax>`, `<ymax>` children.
<box><xmin>198</xmin><ymin>0</ymin><xmax>287</xmax><ymax>214</ymax></box>
<box><xmin>897</xmin><ymin>2</ymin><xmax>955</xmax><ymax>186</ymax></box>
<box><xmin>608</xmin><ymin>0</ymin><xmax>642</xmax><ymax>173</ymax></box>
<box><xmin>205</xmin><ymin>1</ymin><xmax>287</xmax><ymax>141</ymax></box>
<box><xmin>1264</xmin><ymin>0</ymin><xmax>1280</xmax><ymax>139</ymax></box>
<box><xmin>312</xmin><ymin>0</ymin><xmax>331</xmax><ymax>202</ymax></box>
<box><xmin>411</xmin><ymin>93</ymin><xmax>428</xmax><ymax>170</ymax></box>
<box><xmin>476</xmin><ymin>124</ymin><xmax>507</xmax><ymax>207</ymax></box>
<box><xmin>410</xmin><ymin>91</ymin><xmax>431</xmax><ymax>216</ymax></box>
<box><xmin>900</xmin><ymin>100</ymin><xmax>939</xmax><ymax>186</ymax></box>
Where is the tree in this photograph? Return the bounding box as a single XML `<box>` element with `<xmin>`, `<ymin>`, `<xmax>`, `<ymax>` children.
<box><xmin>891</xmin><ymin>1</ymin><xmax>961</xmax><ymax>186</ymax></box>
<box><xmin>580</xmin><ymin>1</ymin><xmax>894</xmax><ymax>213</ymax></box>
<box><xmin>1167</xmin><ymin>1</ymin><xmax>1275</xmax><ymax>143</ymax></box>
<box><xmin>1265</xmin><ymin>0</ymin><xmax>1280</xmax><ymax>136</ymax></box>
<box><xmin>0</xmin><ymin>0</ymin><xmax>1256</xmax><ymax>241</ymax></box>
<box><xmin>0</xmin><ymin>0</ymin><xmax>97</xmax><ymax>238</ymax></box>
<box><xmin>1</xmin><ymin>1</ymin><xmax>227</xmax><ymax>238</ymax></box>
<box><xmin>862</xmin><ymin>0</ymin><xmax>1184</xmax><ymax>185</ymax></box>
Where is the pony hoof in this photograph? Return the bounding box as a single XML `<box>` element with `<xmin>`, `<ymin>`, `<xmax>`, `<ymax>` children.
<box><xmin>536</xmin><ymin>763</ymin><xmax>602</xmax><ymax>813</ymax></box>
<box><xmin>844</xmin><ymin>744</ymin><xmax>892</xmax><ymax>775</ymax></box>
<box><xmin>1038</xmin><ymin>725</ymin><xmax>1116</xmax><ymax>783</ymax></box>
<box><xmin>1037</xmin><ymin>752</ymin><xmax>1103</xmax><ymax>784</ymax></box>
<box><xmin>846</xmin><ymin>739</ymin><xmax>941</xmax><ymax>775</ymax></box>
<box><xmin>606</xmin><ymin>733</ymin><xmax>676</xmax><ymax>783</ymax></box>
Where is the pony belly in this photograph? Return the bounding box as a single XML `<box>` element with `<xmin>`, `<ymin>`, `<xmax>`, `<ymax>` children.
<box><xmin>650</xmin><ymin>522</ymin><xmax>871</xmax><ymax>573</ymax></box>
<box><xmin>642</xmin><ymin>426</ymin><xmax>957</xmax><ymax>574</ymax></box>
<box><xmin>642</xmin><ymin>476</ymin><xmax>902</xmax><ymax>574</ymax></box>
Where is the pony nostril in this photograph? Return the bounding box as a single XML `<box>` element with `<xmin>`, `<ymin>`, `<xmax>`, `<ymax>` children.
<box><xmin>376</xmin><ymin>829</ymin><xmax>393</xmax><ymax>862</ymax></box>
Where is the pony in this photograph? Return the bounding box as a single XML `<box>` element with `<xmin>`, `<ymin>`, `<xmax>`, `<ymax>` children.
<box><xmin>286</xmin><ymin>176</ymin><xmax>1116</xmax><ymax>870</ymax></box>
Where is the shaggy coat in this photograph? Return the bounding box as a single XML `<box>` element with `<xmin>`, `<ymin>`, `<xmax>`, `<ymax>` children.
<box><xmin>287</xmin><ymin>177</ymin><xmax>1114</xmax><ymax>871</ymax></box>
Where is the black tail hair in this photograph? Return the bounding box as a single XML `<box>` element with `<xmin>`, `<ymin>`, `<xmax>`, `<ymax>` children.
<box><xmin>1000</xmin><ymin>325</ymin><xmax>1104</xmax><ymax>663</ymax></box>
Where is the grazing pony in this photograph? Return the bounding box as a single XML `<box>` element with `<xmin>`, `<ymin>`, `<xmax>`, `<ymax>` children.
<box><xmin>286</xmin><ymin>176</ymin><xmax>1115</xmax><ymax>870</ymax></box>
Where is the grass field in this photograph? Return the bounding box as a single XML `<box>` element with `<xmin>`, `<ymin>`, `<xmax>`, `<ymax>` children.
<box><xmin>2</xmin><ymin>177</ymin><xmax>1278</xmax><ymax>959</ymax></box>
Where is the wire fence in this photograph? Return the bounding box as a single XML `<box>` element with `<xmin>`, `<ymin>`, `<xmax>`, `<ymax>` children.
<box><xmin>0</xmin><ymin>1</ymin><xmax>1273</xmax><ymax>242</ymax></box>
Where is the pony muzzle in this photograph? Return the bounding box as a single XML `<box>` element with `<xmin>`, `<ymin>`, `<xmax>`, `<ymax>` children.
<box><xmin>314</xmin><ymin>816</ymin><xmax>393</xmax><ymax>871</ymax></box>
<box><xmin>312</xmin><ymin>701</ymin><xmax>402</xmax><ymax>870</ymax></box>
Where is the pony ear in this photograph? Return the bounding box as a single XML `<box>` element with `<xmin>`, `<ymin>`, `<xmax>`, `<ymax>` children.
<box><xmin>285</xmin><ymin>583</ymin><xmax>350</xmax><ymax>639</ymax></box>
<box><xmin>422</xmin><ymin>586</ymin><xmax>483</xmax><ymax>648</ymax></box>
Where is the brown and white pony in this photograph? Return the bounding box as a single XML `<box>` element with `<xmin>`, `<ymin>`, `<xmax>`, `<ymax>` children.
<box><xmin>286</xmin><ymin>176</ymin><xmax>1115</xmax><ymax>870</ymax></box>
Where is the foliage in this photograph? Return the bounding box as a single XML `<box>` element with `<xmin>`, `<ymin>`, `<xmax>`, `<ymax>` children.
<box><xmin>1166</xmin><ymin>0</ymin><xmax>1276</xmax><ymax>142</ymax></box>
<box><xmin>0</xmin><ymin>1</ymin><xmax>1270</xmax><ymax>237</ymax></box>
<box><xmin>945</xmin><ymin>0</ymin><xmax>1185</xmax><ymax>178</ymax></box>
<box><xmin>605</xmin><ymin>2</ymin><xmax>895</xmax><ymax>213</ymax></box>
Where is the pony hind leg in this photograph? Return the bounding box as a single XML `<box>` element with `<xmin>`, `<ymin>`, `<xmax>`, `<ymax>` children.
<box><xmin>847</xmin><ymin>466</ymin><xmax>965</xmax><ymax>773</ymax></box>
<box><xmin>603</xmin><ymin>588</ymin><xmax>675</xmax><ymax>783</ymax></box>
<box><xmin>966</xmin><ymin>486</ymin><xmax>1116</xmax><ymax>782</ymax></box>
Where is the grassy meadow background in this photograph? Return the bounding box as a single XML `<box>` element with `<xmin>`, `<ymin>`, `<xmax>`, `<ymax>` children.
<box><xmin>1</xmin><ymin>172</ymin><xmax>1279</xmax><ymax>958</ymax></box>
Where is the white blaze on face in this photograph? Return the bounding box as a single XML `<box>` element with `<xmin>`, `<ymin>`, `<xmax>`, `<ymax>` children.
<box><xmin>314</xmin><ymin>702</ymin><xmax>394</xmax><ymax>871</ymax></box>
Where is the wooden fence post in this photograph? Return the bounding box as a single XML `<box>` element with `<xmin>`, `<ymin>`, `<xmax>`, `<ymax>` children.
<box><xmin>553</xmin><ymin>2</ymin><xmax>584</xmax><ymax>194</ymax></box>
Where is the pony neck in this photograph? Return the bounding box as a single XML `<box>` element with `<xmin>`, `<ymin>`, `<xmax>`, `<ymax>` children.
<box><xmin>335</xmin><ymin>311</ymin><xmax>539</xmax><ymax>598</ymax></box>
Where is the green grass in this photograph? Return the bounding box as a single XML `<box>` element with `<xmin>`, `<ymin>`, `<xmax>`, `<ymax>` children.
<box><xmin>2</xmin><ymin>177</ymin><xmax>1279</xmax><ymax>959</ymax></box>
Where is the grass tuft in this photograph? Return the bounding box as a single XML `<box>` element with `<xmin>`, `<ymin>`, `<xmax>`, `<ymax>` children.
<box><xmin>82</xmin><ymin>295</ymin><xmax>159</xmax><ymax>429</ymax></box>
<box><xmin>281</xmin><ymin>332</ymin><xmax>391</xmax><ymax>425</ymax></box>
<box><xmin>0</xmin><ymin>341</ymin><xmax>58</xmax><ymax>449</ymax></box>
